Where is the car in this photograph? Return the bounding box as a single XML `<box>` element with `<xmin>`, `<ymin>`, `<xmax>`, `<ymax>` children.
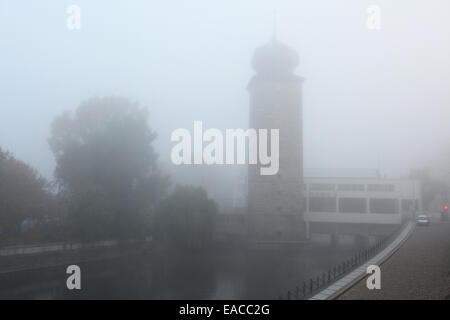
<box><xmin>416</xmin><ymin>214</ymin><xmax>430</xmax><ymax>226</ymax></box>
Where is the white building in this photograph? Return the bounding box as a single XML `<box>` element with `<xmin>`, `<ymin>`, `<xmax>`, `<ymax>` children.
<box><xmin>303</xmin><ymin>171</ymin><xmax>421</xmax><ymax>238</ymax></box>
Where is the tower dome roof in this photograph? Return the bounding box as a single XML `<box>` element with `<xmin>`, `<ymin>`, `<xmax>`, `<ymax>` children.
<box><xmin>251</xmin><ymin>39</ymin><xmax>299</xmax><ymax>76</ymax></box>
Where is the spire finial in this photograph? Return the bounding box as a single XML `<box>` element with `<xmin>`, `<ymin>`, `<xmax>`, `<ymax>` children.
<box><xmin>273</xmin><ymin>9</ymin><xmax>278</xmax><ymax>41</ymax></box>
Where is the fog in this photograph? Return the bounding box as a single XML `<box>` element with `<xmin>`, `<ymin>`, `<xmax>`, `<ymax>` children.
<box><xmin>1</xmin><ymin>1</ymin><xmax>450</xmax><ymax>189</ymax></box>
<box><xmin>1</xmin><ymin>0</ymin><xmax>450</xmax><ymax>301</ymax></box>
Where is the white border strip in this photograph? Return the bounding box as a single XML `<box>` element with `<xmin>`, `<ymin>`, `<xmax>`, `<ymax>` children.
<box><xmin>309</xmin><ymin>221</ymin><xmax>415</xmax><ymax>300</ymax></box>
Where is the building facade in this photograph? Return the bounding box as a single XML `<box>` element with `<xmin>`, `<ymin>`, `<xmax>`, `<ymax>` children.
<box><xmin>303</xmin><ymin>176</ymin><xmax>422</xmax><ymax>238</ymax></box>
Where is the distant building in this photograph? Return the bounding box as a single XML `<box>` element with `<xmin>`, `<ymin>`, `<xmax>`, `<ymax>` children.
<box><xmin>303</xmin><ymin>171</ymin><xmax>421</xmax><ymax>238</ymax></box>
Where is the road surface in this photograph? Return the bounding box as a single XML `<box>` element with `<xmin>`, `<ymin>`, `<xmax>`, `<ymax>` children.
<box><xmin>339</xmin><ymin>219</ymin><xmax>450</xmax><ymax>300</ymax></box>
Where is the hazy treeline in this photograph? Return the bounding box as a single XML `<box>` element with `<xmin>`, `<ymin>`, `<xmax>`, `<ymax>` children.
<box><xmin>0</xmin><ymin>96</ymin><xmax>217</xmax><ymax>248</ymax></box>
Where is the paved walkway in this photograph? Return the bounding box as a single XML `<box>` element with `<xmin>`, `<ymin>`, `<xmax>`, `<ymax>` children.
<box><xmin>338</xmin><ymin>219</ymin><xmax>450</xmax><ymax>300</ymax></box>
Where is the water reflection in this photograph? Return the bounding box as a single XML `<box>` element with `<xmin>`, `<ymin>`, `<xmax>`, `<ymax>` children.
<box><xmin>5</xmin><ymin>235</ymin><xmax>377</xmax><ymax>299</ymax></box>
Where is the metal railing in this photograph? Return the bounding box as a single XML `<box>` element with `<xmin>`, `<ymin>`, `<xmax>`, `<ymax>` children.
<box><xmin>0</xmin><ymin>240</ymin><xmax>119</xmax><ymax>257</ymax></box>
<box><xmin>0</xmin><ymin>238</ymin><xmax>154</xmax><ymax>275</ymax></box>
<box><xmin>0</xmin><ymin>237</ymin><xmax>153</xmax><ymax>257</ymax></box>
<box><xmin>279</xmin><ymin>221</ymin><xmax>409</xmax><ymax>300</ymax></box>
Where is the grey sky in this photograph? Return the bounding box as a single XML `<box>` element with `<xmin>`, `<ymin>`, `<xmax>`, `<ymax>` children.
<box><xmin>1</xmin><ymin>0</ymin><xmax>450</xmax><ymax>185</ymax></box>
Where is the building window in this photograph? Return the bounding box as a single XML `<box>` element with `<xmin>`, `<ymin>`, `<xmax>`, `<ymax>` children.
<box><xmin>339</xmin><ymin>198</ymin><xmax>366</xmax><ymax>213</ymax></box>
<box><xmin>310</xmin><ymin>197</ymin><xmax>336</xmax><ymax>212</ymax></box>
<box><xmin>369</xmin><ymin>198</ymin><xmax>398</xmax><ymax>214</ymax></box>
<box><xmin>367</xmin><ymin>184</ymin><xmax>395</xmax><ymax>192</ymax></box>
<box><xmin>310</xmin><ymin>183</ymin><xmax>335</xmax><ymax>191</ymax></box>
<box><xmin>338</xmin><ymin>184</ymin><xmax>365</xmax><ymax>192</ymax></box>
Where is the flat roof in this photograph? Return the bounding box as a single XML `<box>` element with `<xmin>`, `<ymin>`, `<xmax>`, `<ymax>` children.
<box><xmin>304</xmin><ymin>168</ymin><xmax>380</xmax><ymax>178</ymax></box>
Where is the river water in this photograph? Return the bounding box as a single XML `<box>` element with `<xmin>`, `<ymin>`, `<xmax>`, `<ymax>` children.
<box><xmin>8</xmin><ymin>234</ymin><xmax>377</xmax><ymax>300</ymax></box>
